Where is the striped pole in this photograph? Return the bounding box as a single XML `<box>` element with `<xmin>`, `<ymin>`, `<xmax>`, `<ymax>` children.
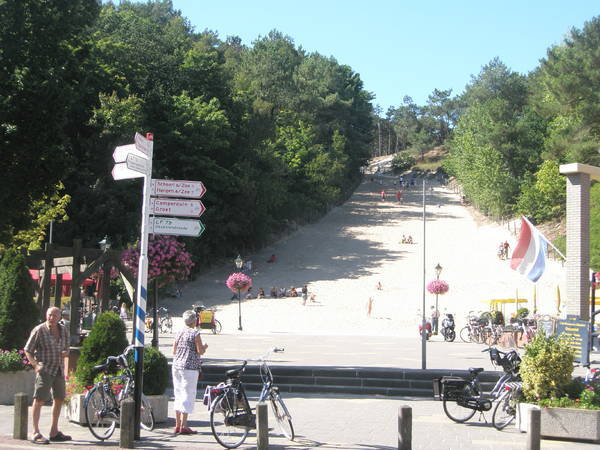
<box><xmin>133</xmin><ymin>133</ymin><xmax>153</xmax><ymax>439</ymax></box>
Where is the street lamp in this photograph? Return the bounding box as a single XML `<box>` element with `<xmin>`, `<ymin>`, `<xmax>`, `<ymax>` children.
<box><xmin>433</xmin><ymin>263</ymin><xmax>443</xmax><ymax>334</ymax></box>
<box><xmin>234</xmin><ymin>255</ymin><xmax>243</xmax><ymax>330</ymax></box>
<box><xmin>98</xmin><ymin>235</ymin><xmax>111</xmax><ymax>251</ymax></box>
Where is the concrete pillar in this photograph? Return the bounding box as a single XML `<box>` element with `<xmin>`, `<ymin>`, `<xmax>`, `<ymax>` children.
<box><xmin>256</xmin><ymin>402</ymin><xmax>268</xmax><ymax>450</ymax></box>
<box><xmin>120</xmin><ymin>398</ymin><xmax>135</xmax><ymax>448</ymax></box>
<box><xmin>13</xmin><ymin>393</ymin><xmax>28</xmax><ymax>440</ymax></box>
<box><xmin>560</xmin><ymin>163</ymin><xmax>600</xmax><ymax>321</ymax></box>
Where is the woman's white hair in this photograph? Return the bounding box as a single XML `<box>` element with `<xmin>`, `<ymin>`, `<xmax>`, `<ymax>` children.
<box><xmin>183</xmin><ymin>310</ymin><xmax>196</xmax><ymax>327</ymax></box>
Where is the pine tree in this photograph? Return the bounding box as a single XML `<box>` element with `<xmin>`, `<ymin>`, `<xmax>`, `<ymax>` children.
<box><xmin>0</xmin><ymin>249</ymin><xmax>39</xmax><ymax>349</ymax></box>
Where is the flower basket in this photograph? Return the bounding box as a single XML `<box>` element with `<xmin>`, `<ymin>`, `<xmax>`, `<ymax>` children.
<box><xmin>226</xmin><ymin>273</ymin><xmax>253</xmax><ymax>294</ymax></box>
<box><xmin>427</xmin><ymin>280</ymin><xmax>449</xmax><ymax>295</ymax></box>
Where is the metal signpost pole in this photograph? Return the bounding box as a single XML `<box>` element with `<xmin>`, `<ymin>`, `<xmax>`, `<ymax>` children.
<box><xmin>133</xmin><ymin>133</ymin><xmax>153</xmax><ymax>439</ymax></box>
<box><xmin>421</xmin><ymin>178</ymin><xmax>427</xmax><ymax>370</ymax></box>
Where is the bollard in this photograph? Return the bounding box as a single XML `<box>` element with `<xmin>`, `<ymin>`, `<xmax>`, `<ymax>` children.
<box><xmin>398</xmin><ymin>405</ymin><xmax>412</xmax><ymax>450</ymax></box>
<box><xmin>13</xmin><ymin>393</ymin><xmax>28</xmax><ymax>440</ymax></box>
<box><xmin>527</xmin><ymin>408</ymin><xmax>540</xmax><ymax>450</ymax></box>
<box><xmin>256</xmin><ymin>402</ymin><xmax>269</xmax><ymax>450</ymax></box>
<box><xmin>120</xmin><ymin>398</ymin><xmax>135</xmax><ymax>449</ymax></box>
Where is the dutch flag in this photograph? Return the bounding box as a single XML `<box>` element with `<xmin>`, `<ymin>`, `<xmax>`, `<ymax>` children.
<box><xmin>510</xmin><ymin>216</ymin><xmax>548</xmax><ymax>282</ymax></box>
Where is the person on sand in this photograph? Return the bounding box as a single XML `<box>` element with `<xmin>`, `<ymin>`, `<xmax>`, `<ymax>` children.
<box><xmin>267</xmin><ymin>254</ymin><xmax>277</xmax><ymax>263</ymax></box>
<box><xmin>401</xmin><ymin>235</ymin><xmax>407</xmax><ymax>244</ymax></box>
<box><xmin>376</xmin><ymin>281</ymin><xmax>383</xmax><ymax>291</ymax></box>
<box><xmin>257</xmin><ymin>288</ymin><xmax>265</xmax><ymax>299</ymax></box>
<box><xmin>367</xmin><ymin>297</ymin><xmax>374</xmax><ymax>317</ymax></box>
<box><xmin>407</xmin><ymin>235</ymin><xmax>413</xmax><ymax>244</ymax></box>
<box><xmin>278</xmin><ymin>287</ymin><xmax>287</xmax><ymax>298</ymax></box>
<box><xmin>380</xmin><ymin>190</ymin><xmax>386</xmax><ymax>201</ymax></box>
<box><xmin>309</xmin><ymin>293</ymin><xmax>317</xmax><ymax>303</ymax></box>
<box><xmin>289</xmin><ymin>287</ymin><xmax>298</xmax><ymax>297</ymax></box>
<box><xmin>270</xmin><ymin>287</ymin><xmax>277</xmax><ymax>298</ymax></box>
<box><xmin>245</xmin><ymin>287</ymin><xmax>254</xmax><ymax>299</ymax></box>
<box><xmin>301</xmin><ymin>285</ymin><xmax>308</xmax><ymax>305</ymax></box>
<box><xmin>396</xmin><ymin>192</ymin><xmax>402</xmax><ymax>202</ymax></box>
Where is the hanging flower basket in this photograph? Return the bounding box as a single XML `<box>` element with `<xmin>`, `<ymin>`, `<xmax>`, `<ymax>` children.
<box><xmin>427</xmin><ymin>280</ymin><xmax>449</xmax><ymax>295</ymax></box>
<box><xmin>226</xmin><ymin>272</ymin><xmax>253</xmax><ymax>294</ymax></box>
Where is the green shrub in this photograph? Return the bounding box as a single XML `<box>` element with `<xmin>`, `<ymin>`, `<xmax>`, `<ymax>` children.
<box><xmin>0</xmin><ymin>349</ymin><xmax>32</xmax><ymax>372</ymax></box>
<box><xmin>127</xmin><ymin>346</ymin><xmax>169</xmax><ymax>395</ymax></box>
<box><xmin>391</xmin><ymin>152</ymin><xmax>416</xmax><ymax>173</ymax></box>
<box><xmin>75</xmin><ymin>311</ymin><xmax>128</xmax><ymax>385</ymax></box>
<box><xmin>520</xmin><ymin>332</ymin><xmax>574</xmax><ymax>402</ymax></box>
<box><xmin>0</xmin><ymin>249</ymin><xmax>39</xmax><ymax>350</ymax></box>
<box><xmin>516</xmin><ymin>308</ymin><xmax>529</xmax><ymax>319</ymax></box>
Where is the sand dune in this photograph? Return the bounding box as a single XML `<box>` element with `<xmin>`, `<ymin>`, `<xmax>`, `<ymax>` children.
<box><xmin>171</xmin><ymin>176</ymin><xmax>564</xmax><ymax>336</ymax></box>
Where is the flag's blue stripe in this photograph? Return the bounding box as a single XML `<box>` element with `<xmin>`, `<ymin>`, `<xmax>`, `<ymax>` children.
<box><xmin>528</xmin><ymin>239</ymin><xmax>547</xmax><ymax>282</ymax></box>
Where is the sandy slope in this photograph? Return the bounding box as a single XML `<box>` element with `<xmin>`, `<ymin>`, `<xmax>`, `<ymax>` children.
<box><xmin>170</xmin><ymin>176</ymin><xmax>565</xmax><ymax>337</ymax></box>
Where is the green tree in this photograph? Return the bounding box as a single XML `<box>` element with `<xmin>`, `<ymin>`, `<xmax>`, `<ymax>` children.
<box><xmin>516</xmin><ymin>160</ymin><xmax>565</xmax><ymax>222</ymax></box>
<box><xmin>0</xmin><ymin>249</ymin><xmax>39</xmax><ymax>350</ymax></box>
<box><xmin>75</xmin><ymin>311</ymin><xmax>128</xmax><ymax>385</ymax></box>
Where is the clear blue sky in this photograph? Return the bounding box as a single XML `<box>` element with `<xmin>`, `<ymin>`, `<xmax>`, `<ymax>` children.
<box><xmin>169</xmin><ymin>0</ymin><xmax>599</xmax><ymax>113</ymax></box>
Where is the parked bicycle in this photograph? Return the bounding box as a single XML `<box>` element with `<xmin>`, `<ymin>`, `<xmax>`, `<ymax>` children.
<box><xmin>440</xmin><ymin>313</ymin><xmax>456</xmax><ymax>342</ymax></box>
<box><xmin>144</xmin><ymin>307</ymin><xmax>173</xmax><ymax>334</ymax></box>
<box><xmin>206</xmin><ymin>347</ymin><xmax>294</xmax><ymax>448</ymax></box>
<box><xmin>84</xmin><ymin>345</ymin><xmax>155</xmax><ymax>440</ymax></box>
<box><xmin>433</xmin><ymin>347</ymin><xmax>521</xmax><ymax>429</ymax></box>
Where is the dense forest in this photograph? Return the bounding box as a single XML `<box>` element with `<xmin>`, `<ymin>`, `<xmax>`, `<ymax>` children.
<box><xmin>0</xmin><ymin>0</ymin><xmax>373</xmax><ymax>265</ymax></box>
<box><xmin>2</xmin><ymin>1</ymin><xmax>599</xmax><ymax>271</ymax></box>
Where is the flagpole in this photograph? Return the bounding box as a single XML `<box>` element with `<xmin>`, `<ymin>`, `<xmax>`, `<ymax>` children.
<box><xmin>521</xmin><ymin>215</ymin><xmax>566</xmax><ymax>261</ymax></box>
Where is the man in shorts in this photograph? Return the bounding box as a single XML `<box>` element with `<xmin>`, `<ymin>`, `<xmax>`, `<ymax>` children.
<box><xmin>24</xmin><ymin>306</ymin><xmax>71</xmax><ymax>444</ymax></box>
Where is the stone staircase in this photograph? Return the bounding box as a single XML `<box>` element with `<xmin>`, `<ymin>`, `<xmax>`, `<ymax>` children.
<box><xmin>192</xmin><ymin>364</ymin><xmax>503</xmax><ymax>397</ymax></box>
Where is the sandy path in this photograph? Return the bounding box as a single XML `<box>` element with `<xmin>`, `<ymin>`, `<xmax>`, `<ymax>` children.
<box><xmin>171</xmin><ymin>176</ymin><xmax>565</xmax><ymax>336</ymax></box>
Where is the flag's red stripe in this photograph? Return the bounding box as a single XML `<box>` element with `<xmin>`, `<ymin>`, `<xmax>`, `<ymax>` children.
<box><xmin>510</xmin><ymin>217</ymin><xmax>531</xmax><ymax>270</ymax></box>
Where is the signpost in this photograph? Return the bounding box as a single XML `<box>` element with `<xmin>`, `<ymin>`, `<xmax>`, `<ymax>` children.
<box><xmin>111</xmin><ymin>132</ymin><xmax>208</xmax><ymax>439</ymax></box>
<box><xmin>150</xmin><ymin>198</ymin><xmax>205</xmax><ymax>217</ymax></box>
<box><xmin>556</xmin><ymin>316</ymin><xmax>590</xmax><ymax>365</ymax></box>
<box><xmin>149</xmin><ymin>217</ymin><xmax>205</xmax><ymax>237</ymax></box>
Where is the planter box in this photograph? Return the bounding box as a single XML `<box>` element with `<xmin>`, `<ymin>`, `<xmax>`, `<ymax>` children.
<box><xmin>67</xmin><ymin>393</ymin><xmax>169</xmax><ymax>424</ymax></box>
<box><xmin>145</xmin><ymin>394</ymin><xmax>168</xmax><ymax>423</ymax></box>
<box><xmin>66</xmin><ymin>393</ymin><xmax>87</xmax><ymax>424</ymax></box>
<box><xmin>0</xmin><ymin>370</ymin><xmax>35</xmax><ymax>405</ymax></box>
<box><xmin>518</xmin><ymin>403</ymin><xmax>600</xmax><ymax>443</ymax></box>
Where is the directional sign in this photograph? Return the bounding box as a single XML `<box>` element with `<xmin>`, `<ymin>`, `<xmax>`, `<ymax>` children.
<box><xmin>151</xmin><ymin>179</ymin><xmax>206</xmax><ymax>199</ymax></box>
<box><xmin>126</xmin><ymin>153</ymin><xmax>149</xmax><ymax>175</ymax></box>
<box><xmin>134</xmin><ymin>132</ymin><xmax>152</xmax><ymax>157</ymax></box>
<box><xmin>113</xmin><ymin>144</ymin><xmax>147</xmax><ymax>163</ymax></box>
<box><xmin>149</xmin><ymin>217</ymin><xmax>205</xmax><ymax>237</ymax></box>
<box><xmin>112</xmin><ymin>163</ymin><xmax>145</xmax><ymax>180</ymax></box>
<box><xmin>150</xmin><ymin>198</ymin><xmax>205</xmax><ymax>217</ymax></box>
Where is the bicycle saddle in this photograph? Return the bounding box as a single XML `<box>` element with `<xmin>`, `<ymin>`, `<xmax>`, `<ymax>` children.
<box><xmin>226</xmin><ymin>368</ymin><xmax>242</xmax><ymax>378</ymax></box>
<box><xmin>468</xmin><ymin>367</ymin><xmax>484</xmax><ymax>375</ymax></box>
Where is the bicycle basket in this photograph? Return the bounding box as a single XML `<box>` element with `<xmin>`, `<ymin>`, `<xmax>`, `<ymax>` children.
<box><xmin>440</xmin><ymin>376</ymin><xmax>469</xmax><ymax>400</ymax></box>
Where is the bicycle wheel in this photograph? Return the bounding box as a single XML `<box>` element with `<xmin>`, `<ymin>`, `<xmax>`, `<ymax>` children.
<box><xmin>445</xmin><ymin>329</ymin><xmax>456</xmax><ymax>342</ymax></box>
<box><xmin>85</xmin><ymin>386</ymin><xmax>118</xmax><ymax>440</ymax></box>
<box><xmin>459</xmin><ymin>326</ymin><xmax>471</xmax><ymax>343</ymax></box>
<box><xmin>212</xmin><ymin>320</ymin><xmax>222</xmax><ymax>334</ymax></box>
<box><xmin>492</xmin><ymin>389</ymin><xmax>517</xmax><ymax>430</ymax></box>
<box><xmin>210</xmin><ymin>392</ymin><xmax>250</xmax><ymax>449</ymax></box>
<box><xmin>442</xmin><ymin>386</ymin><xmax>477</xmax><ymax>423</ymax></box>
<box><xmin>160</xmin><ymin>317</ymin><xmax>173</xmax><ymax>334</ymax></box>
<box><xmin>140</xmin><ymin>395</ymin><xmax>155</xmax><ymax>431</ymax></box>
<box><xmin>269</xmin><ymin>391</ymin><xmax>294</xmax><ymax>440</ymax></box>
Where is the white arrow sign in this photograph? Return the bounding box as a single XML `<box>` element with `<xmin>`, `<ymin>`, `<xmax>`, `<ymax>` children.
<box><xmin>126</xmin><ymin>153</ymin><xmax>149</xmax><ymax>175</ymax></box>
<box><xmin>151</xmin><ymin>179</ymin><xmax>206</xmax><ymax>198</ymax></box>
<box><xmin>112</xmin><ymin>163</ymin><xmax>145</xmax><ymax>180</ymax></box>
<box><xmin>135</xmin><ymin>132</ymin><xmax>153</xmax><ymax>157</ymax></box>
<box><xmin>113</xmin><ymin>144</ymin><xmax>147</xmax><ymax>163</ymax></box>
<box><xmin>149</xmin><ymin>217</ymin><xmax>205</xmax><ymax>237</ymax></box>
<box><xmin>150</xmin><ymin>198</ymin><xmax>205</xmax><ymax>217</ymax></box>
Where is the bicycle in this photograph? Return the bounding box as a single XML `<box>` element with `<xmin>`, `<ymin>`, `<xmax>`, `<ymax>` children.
<box><xmin>433</xmin><ymin>347</ymin><xmax>521</xmax><ymax>426</ymax></box>
<box><xmin>207</xmin><ymin>348</ymin><xmax>294</xmax><ymax>448</ymax></box>
<box><xmin>144</xmin><ymin>307</ymin><xmax>173</xmax><ymax>334</ymax></box>
<box><xmin>83</xmin><ymin>345</ymin><xmax>155</xmax><ymax>440</ymax></box>
<box><xmin>194</xmin><ymin>304</ymin><xmax>222</xmax><ymax>334</ymax></box>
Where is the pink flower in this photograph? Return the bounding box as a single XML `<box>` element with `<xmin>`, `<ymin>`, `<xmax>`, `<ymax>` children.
<box><xmin>226</xmin><ymin>273</ymin><xmax>253</xmax><ymax>294</ymax></box>
<box><xmin>427</xmin><ymin>280</ymin><xmax>449</xmax><ymax>295</ymax></box>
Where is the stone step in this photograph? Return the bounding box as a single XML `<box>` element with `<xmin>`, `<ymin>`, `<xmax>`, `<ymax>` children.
<box><xmin>173</xmin><ymin>364</ymin><xmax>504</xmax><ymax>398</ymax></box>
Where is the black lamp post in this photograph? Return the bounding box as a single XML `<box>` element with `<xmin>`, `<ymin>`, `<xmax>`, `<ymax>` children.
<box><xmin>235</xmin><ymin>255</ymin><xmax>243</xmax><ymax>331</ymax></box>
<box><xmin>433</xmin><ymin>263</ymin><xmax>443</xmax><ymax>334</ymax></box>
